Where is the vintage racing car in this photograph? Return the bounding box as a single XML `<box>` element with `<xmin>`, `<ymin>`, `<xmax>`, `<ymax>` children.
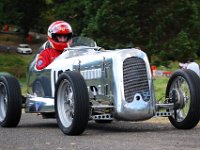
<box><xmin>0</xmin><ymin>37</ymin><xmax>200</xmax><ymax>135</ymax></box>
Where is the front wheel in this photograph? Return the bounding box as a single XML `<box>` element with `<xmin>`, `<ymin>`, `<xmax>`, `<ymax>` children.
<box><xmin>166</xmin><ymin>69</ymin><xmax>200</xmax><ymax>129</ymax></box>
<box><xmin>55</xmin><ymin>71</ymin><xmax>89</xmax><ymax>135</ymax></box>
<box><xmin>0</xmin><ymin>74</ymin><xmax>22</xmax><ymax>127</ymax></box>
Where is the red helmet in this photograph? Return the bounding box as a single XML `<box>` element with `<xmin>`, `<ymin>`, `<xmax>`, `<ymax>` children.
<box><xmin>47</xmin><ymin>21</ymin><xmax>73</xmax><ymax>51</ymax></box>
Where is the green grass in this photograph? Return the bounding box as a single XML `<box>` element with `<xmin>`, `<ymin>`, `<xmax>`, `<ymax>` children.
<box><xmin>0</xmin><ymin>53</ymin><xmax>26</xmax><ymax>78</ymax></box>
<box><xmin>19</xmin><ymin>77</ymin><xmax>28</xmax><ymax>95</ymax></box>
<box><xmin>152</xmin><ymin>61</ymin><xmax>179</xmax><ymax>102</ymax></box>
<box><xmin>0</xmin><ymin>53</ymin><xmax>33</xmax><ymax>78</ymax></box>
<box><xmin>153</xmin><ymin>77</ymin><xmax>169</xmax><ymax>102</ymax></box>
<box><xmin>0</xmin><ymin>53</ymin><xmax>33</xmax><ymax>95</ymax></box>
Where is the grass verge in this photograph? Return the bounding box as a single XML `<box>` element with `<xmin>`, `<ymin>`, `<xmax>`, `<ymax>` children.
<box><xmin>153</xmin><ymin>77</ymin><xmax>169</xmax><ymax>102</ymax></box>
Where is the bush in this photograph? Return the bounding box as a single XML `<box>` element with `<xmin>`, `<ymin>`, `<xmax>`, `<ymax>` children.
<box><xmin>0</xmin><ymin>53</ymin><xmax>27</xmax><ymax>78</ymax></box>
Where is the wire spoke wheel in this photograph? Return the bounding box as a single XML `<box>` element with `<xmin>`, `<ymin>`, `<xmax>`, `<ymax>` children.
<box><xmin>168</xmin><ymin>76</ymin><xmax>190</xmax><ymax>122</ymax></box>
<box><xmin>166</xmin><ymin>69</ymin><xmax>200</xmax><ymax>129</ymax></box>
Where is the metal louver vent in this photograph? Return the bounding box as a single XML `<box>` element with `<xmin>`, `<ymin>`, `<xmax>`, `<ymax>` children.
<box><xmin>123</xmin><ymin>57</ymin><xmax>149</xmax><ymax>102</ymax></box>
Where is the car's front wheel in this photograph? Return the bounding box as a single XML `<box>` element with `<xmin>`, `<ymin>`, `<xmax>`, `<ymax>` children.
<box><xmin>55</xmin><ymin>71</ymin><xmax>89</xmax><ymax>135</ymax></box>
<box><xmin>166</xmin><ymin>69</ymin><xmax>200</xmax><ymax>129</ymax></box>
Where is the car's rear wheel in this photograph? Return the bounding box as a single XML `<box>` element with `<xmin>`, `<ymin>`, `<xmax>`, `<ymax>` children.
<box><xmin>55</xmin><ymin>71</ymin><xmax>89</xmax><ymax>135</ymax></box>
<box><xmin>0</xmin><ymin>74</ymin><xmax>22</xmax><ymax>127</ymax></box>
<box><xmin>166</xmin><ymin>69</ymin><xmax>200</xmax><ymax>129</ymax></box>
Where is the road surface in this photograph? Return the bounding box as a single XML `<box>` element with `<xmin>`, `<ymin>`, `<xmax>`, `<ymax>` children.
<box><xmin>0</xmin><ymin>113</ymin><xmax>200</xmax><ymax>150</ymax></box>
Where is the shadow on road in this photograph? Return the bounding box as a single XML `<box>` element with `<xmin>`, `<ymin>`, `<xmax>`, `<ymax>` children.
<box><xmin>86</xmin><ymin>120</ymin><xmax>175</xmax><ymax>134</ymax></box>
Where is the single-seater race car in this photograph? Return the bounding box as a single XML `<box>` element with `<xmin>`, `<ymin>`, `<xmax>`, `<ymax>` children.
<box><xmin>0</xmin><ymin>37</ymin><xmax>200</xmax><ymax>135</ymax></box>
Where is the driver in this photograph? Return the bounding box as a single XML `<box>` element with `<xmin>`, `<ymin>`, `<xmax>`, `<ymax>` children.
<box><xmin>36</xmin><ymin>20</ymin><xmax>73</xmax><ymax>70</ymax></box>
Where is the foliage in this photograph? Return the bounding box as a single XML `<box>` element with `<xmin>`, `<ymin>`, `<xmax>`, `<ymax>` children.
<box><xmin>0</xmin><ymin>0</ymin><xmax>46</xmax><ymax>38</ymax></box>
<box><xmin>0</xmin><ymin>53</ymin><xmax>27</xmax><ymax>78</ymax></box>
<box><xmin>49</xmin><ymin>0</ymin><xmax>86</xmax><ymax>35</ymax></box>
<box><xmin>1</xmin><ymin>0</ymin><xmax>200</xmax><ymax>63</ymax></box>
<box><xmin>82</xmin><ymin>0</ymin><xmax>200</xmax><ymax>60</ymax></box>
<box><xmin>163</xmin><ymin>31</ymin><xmax>197</xmax><ymax>62</ymax></box>
<box><xmin>82</xmin><ymin>0</ymin><xmax>139</xmax><ymax>49</ymax></box>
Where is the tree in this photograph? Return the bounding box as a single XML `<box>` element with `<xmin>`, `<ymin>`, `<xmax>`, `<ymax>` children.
<box><xmin>1</xmin><ymin>0</ymin><xmax>200</xmax><ymax>64</ymax></box>
<box><xmin>0</xmin><ymin>0</ymin><xmax>46</xmax><ymax>39</ymax></box>
<box><xmin>0</xmin><ymin>1</ymin><xmax>5</xmax><ymax>25</ymax></box>
<box><xmin>160</xmin><ymin>31</ymin><xmax>197</xmax><ymax>62</ymax></box>
<box><xmin>149</xmin><ymin>0</ymin><xmax>200</xmax><ymax>62</ymax></box>
<box><xmin>82</xmin><ymin>0</ymin><xmax>200</xmax><ymax>63</ymax></box>
<box><xmin>17</xmin><ymin>0</ymin><xmax>47</xmax><ymax>39</ymax></box>
<box><xmin>82</xmin><ymin>0</ymin><xmax>139</xmax><ymax>49</ymax></box>
<box><xmin>0</xmin><ymin>0</ymin><xmax>20</xmax><ymax>25</ymax></box>
<box><xmin>50</xmin><ymin>0</ymin><xmax>86</xmax><ymax>35</ymax></box>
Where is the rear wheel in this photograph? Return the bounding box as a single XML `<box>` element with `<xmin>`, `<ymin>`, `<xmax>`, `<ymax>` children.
<box><xmin>0</xmin><ymin>74</ymin><xmax>22</xmax><ymax>127</ymax></box>
<box><xmin>166</xmin><ymin>69</ymin><xmax>200</xmax><ymax>129</ymax></box>
<box><xmin>55</xmin><ymin>71</ymin><xmax>89</xmax><ymax>135</ymax></box>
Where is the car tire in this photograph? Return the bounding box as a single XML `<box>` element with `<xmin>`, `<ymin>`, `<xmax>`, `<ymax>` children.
<box><xmin>0</xmin><ymin>74</ymin><xmax>22</xmax><ymax>127</ymax></box>
<box><xmin>55</xmin><ymin>71</ymin><xmax>89</xmax><ymax>135</ymax></box>
<box><xmin>166</xmin><ymin>69</ymin><xmax>200</xmax><ymax>129</ymax></box>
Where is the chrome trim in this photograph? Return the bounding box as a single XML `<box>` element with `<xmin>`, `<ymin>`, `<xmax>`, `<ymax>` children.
<box><xmin>111</xmin><ymin>49</ymin><xmax>156</xmax><ymax>121</ymax></box>
<box><xmin>92</xmin><ymin>114</ymin><xmax>113</xmax><ymax>120</ymax></box>
<box><xmin>25</xmin><ymin>95</ymin><xmax>54</xmax><ymax>113</ymax></box>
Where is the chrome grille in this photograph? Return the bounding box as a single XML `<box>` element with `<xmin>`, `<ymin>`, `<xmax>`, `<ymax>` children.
<box><xmin>123</xmin><ymin>57</ymin><xmax>149</xmax><ymax>102</ymax></box>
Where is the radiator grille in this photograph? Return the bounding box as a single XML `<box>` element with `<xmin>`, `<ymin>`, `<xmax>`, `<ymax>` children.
<box><xmin>123</xmin><ymin>57</ymin><xmax>149</xmax><ymax>102</ymax></box>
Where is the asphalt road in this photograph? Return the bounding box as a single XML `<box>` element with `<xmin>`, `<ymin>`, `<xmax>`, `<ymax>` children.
<box><xmin>0</xmin><ymin>113</ymin><xmax>200</xmax><ymax>150</ymax></box>
<box><xmin>0</xmin><ymin>45</ymin><xmax>17</xmax><ymax>53</ymax></box>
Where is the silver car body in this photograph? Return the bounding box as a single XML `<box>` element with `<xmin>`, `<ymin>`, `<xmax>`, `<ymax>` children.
<box><xmin>25</xmin><ymin>37</ymin><xmax>156</xmax><ymax>121</ymax></box>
